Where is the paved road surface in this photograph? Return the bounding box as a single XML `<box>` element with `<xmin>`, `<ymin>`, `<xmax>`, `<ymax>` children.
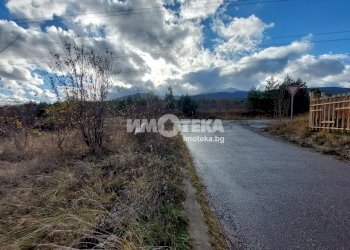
<box><xmin>183</xmin><ymin>120</ymin><xmax>350</xmax><ymax>249</ymax></box>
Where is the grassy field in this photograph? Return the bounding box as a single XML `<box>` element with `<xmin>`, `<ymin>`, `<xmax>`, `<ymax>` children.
<box><xmin>0</xmin><ymin>120</ymin><xmax>192</xmax><ymax>249</ymax></box>
<box><xmin>267</xmin><ymin>114</ymin><xmax>350</xmax><ymax>160</ymax></box>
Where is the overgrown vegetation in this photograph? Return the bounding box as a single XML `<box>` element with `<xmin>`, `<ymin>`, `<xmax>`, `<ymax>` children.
<box><xmin>267</xmin><ymin>114</ymin><xmax>350</xmax><ymax>160</ymax></box>
<box><xmin>0</xmin><ymin>120</ymin><xmax>191</xmax><ymax>249</ymax></box>
<box><xmin>0</xmin><ymin>38</ymin><xmax>232</xmax><ymax>248</ymax></box>
<box><xmin>0</xmin><ymin>78</ymin><xmax>232</xmax><ymax>248</ymax></box>
<box><xmin>47</xmin><ymin>41</ymin><xmax>118</xmax><ymax>156</ymax></box>
<box><xmin>0</xmin><ymin>40</ymin><xmax>198</xmax><ymax>247</ymax></box>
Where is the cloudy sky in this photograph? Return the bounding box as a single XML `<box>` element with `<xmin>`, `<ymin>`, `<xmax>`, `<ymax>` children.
<box><xmin>0</xmin><ymin>0</ymin><xmax>350</xmax><ymax>105</ymax></box>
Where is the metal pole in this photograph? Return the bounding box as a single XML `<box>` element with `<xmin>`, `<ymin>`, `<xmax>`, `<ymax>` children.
<box><xmin>291</xmin><ymin>95</ymin><xmax>294</xmax><ymax>121</ymax></box>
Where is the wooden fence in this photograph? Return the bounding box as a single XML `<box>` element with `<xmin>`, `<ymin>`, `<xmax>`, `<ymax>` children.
<box><xmin>309</xmin><ymin>92</ymin><xmax>350</xmax><ymax>132</ymax></box>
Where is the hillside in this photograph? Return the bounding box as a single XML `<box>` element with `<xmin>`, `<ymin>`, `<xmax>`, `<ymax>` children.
<box><xmin>191</xmin><ymin>91</ymin><xmax>249</xmax><ymax>100</ymax></box>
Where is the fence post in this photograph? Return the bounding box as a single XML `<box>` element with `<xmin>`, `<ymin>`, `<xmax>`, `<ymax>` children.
<box><xmin>309</xmin><ymin>92</ymin><xmax>313</xmax><ymax>130</ymax></box>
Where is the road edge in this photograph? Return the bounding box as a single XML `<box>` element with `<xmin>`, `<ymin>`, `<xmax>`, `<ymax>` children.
<box><xmin>183</xmin><ymin>176</ymin><xmax>212</xmax><ymax>250</ymax></box>
<box><xmin>179</xmin><ymin>138</ymin><xmax>236</xmax><ymax>249</ymax></box>
<box><xmin>242</xmin><ymin>123</ymin><xmax>350</xmax><ymax>164</ymax></box>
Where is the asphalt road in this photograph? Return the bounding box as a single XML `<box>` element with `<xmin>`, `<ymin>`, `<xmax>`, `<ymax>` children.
<box><xmin>183</xmin><ymin>120</ymin><xmax>350</xmax><ymax>249</ymax></box>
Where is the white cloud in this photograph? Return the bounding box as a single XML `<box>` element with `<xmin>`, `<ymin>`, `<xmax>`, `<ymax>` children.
<box><xmin>277</xmin><ymin>54</ymin><xmax>349</xmax><ymax>87</ymax></box>
<box><xmin>220</xmin><ymin>42</ymin><xmax>311</xmax><ymax>77</ymax></box>
<box><xmin>180</xmin><ymin>0</ymin><xmax>224</xmax><ymax>20</ymax></box>
<box><xmin>6</xmin><ymin>0</ymin><xmax>73</xmax><ymax>19</ymax></box>
<box><xmin>1</xmin><ymin>0</ymin><xmax>350</xmax><ymax>104</ymax></box>
<box><xmin>213</xmin><ymin>15</ymin><xmax>274</xmax><ymax>54</ymax></box>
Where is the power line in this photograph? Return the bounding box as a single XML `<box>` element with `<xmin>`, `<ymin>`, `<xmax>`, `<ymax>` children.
<box><xmin>2</xmin><ymin>24</ymin><xmax>350</xmax><ymax>61</ymax></box>
<box><xmin>2</xmin><ymin>26</ymin><xmax>349</xmax><ymax>45</ymax></box>
<box><xmin>1</xmin><ymin>1</ymin><xmax>349</xmax><ymax>66</ymax></box>
<box><xmin>0</xmin><ymin>44</ymin><xmax>174</xmax><ymax>61</ymax></box>
<box><xmin>0</xmin><ymin>35</ymin><xmax>20</xmax><ymax>54</ymax></box>
<box><xmin>1</xmin><ymin>32</ymin><xmax>350</xmax><ymax>63</ymax></box>
<box><xmin>0</xmin><ymin>51</ymin><xmax>176</xmax><ymax>67</ymax></box>
<box><xmin>270</xmin><ymin>30</ymin><xmax>350</xmax><ymax>40</ymax></box>
<box><xmin>0</xmin><ymin>0</ymin><xmax>289</xmax><ymax>25</ymax></box>
<box><xmin>261</xmin><ymin>37</ymin><xmax>350</xmax><ymax>47</ymax></box>
<box><xmin>0</xmin><ymin>37</ymin><xmax>349</xmax><ymax>68</ymax></box>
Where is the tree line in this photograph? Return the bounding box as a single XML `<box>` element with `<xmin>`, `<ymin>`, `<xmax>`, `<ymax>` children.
<box><xmin>248</xmin><ymin>75</ymin><xmax>310</xmax><ymax>117</ymax></box>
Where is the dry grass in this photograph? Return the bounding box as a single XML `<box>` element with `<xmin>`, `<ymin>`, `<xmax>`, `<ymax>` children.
<box><xmin>0</xmin><ymin>119</ymin><xmax>190</xmax><ymax>249</ymax></box>
<box><xmin>0</xmin><ymin>159</ymin><xmax>116</xmax><ymax>249</ymax></box>
<box><xmin>267</xmin><ymin>113</ymin><xmax>350</xmax><ymax>160</ymax></box>
<box><xmin>0</xmin><ymin>130</ymin><xmax>88</xmax><ymax>162</ymax></box>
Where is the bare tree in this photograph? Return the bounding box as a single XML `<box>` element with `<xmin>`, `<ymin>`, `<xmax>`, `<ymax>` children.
<box><xmin>265</xmin><ymin>76</ymin><xmax>289</xmax><ymax>118</ymax></box>
<box><xmin>265</xmin><ymin>76</ymin><xmax>279</xmax><ymax>92</ymax></box>
<box><xmin>273</xmin><ymin>84</ymin><xmax>289</xmax><ymax>118</ymax></box>
<box><xmin>48</xmin><ymin>40</ymin><xmax>119</xmax><ymax>155</ymax></box>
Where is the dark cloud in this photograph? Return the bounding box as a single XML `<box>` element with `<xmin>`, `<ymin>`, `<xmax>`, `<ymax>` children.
<box><xmin>184</xmin><ymin>68</ymin><xmax>222</xmax><ymax>89</ymax></box>
<box><xmin>301</xmin><ymin>59</ymin><xmax>345</xmax><ymax>78</ymax></box>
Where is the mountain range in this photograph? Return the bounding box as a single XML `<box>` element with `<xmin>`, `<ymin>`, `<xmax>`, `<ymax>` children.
<box><xmin>191</xmin><ymin>87</ymin><xmax>350</xmax><ymax>100</ymax></box>
<box><xmin>119</xmin><ymin>87</ymin><xmax>350</xmax><ymax>101</ymax></box>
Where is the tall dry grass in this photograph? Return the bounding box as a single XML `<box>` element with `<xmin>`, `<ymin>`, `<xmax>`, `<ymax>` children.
<box><xmin>0</xmin><ymin>118</ymin><xmax>190</xmax><ymax>249</ymax></box>
<box><xmin>268</xmin><ymin>114</ymin><xmax>350</xmax><ymax>160</ymax></box>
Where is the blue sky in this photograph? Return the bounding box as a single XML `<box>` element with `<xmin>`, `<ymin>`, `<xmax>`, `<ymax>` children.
<box><xmin>246</xmin><ymin>0</ymin><xmax>350</xmax><ymax>55</ymax></box>
<box><xmin>202</xmin><ymin>0</ymin><xmax>350</xmax><ymax>55</ymax></box>
<box><xmin>0</xmin><ymin>0</ymin><xmax>350</xmax><ymax>105</ymax></box>
<box><xmin>0</xmin><ymin>0</ymin><xmax>10</xmax><ymax>19</ymax></box>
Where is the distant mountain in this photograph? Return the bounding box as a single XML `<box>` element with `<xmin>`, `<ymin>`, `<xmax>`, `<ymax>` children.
<box><xmin>191</xmin><ymin>87</ymin><xmax>350</xmax><ymax>100</ymax></box>
<box><xmin>118</xmin><ymin>92</ymin><xmax>150</xmax><ymax>100</ymax></box>
<box><xmin>204</xmin><ymin>87</ymin><xmax>239</xmax><ymax>93</ymax></box>
<box><xmin>116</xmin><ymin>87</ymin><xmax>350</xmax><ymax>101</ymax></box>
<box><xmin>191</xmin><ymin>91</ymin><xmax>249</xmax><ymax>100</ymax></box>
<box><xmin>313</xmin><ymin>87</ymin><xmax>350</xmax><ymax>95</ymax></box>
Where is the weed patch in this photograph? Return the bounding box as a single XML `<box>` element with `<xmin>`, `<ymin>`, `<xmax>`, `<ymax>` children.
<box><xmin>0</xmin><ymin>128</ymin><xmax>191</xmax><ymax>249</ymax></box>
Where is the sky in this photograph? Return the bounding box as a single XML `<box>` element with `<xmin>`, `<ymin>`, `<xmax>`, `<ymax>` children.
<box><xmin>0</xmin><ymin>0</ymin><xmax>350</xmax><ymax>105</ymax></box>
